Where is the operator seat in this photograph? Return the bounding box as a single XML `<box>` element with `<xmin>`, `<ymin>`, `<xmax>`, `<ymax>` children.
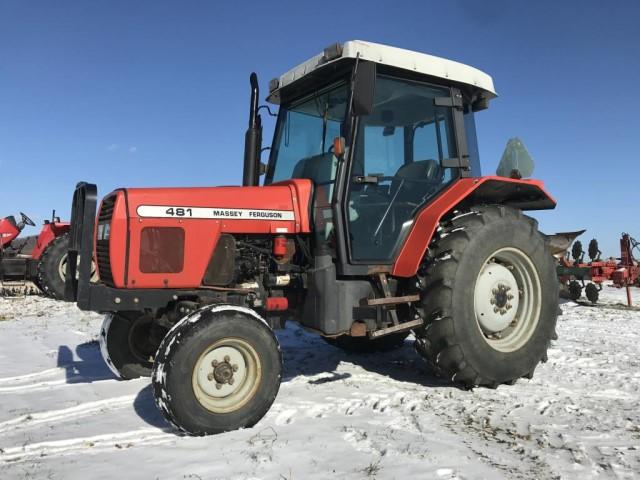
<box><xmin>292</xmin><ymin>152</ymin><xmax>338</xmax><ymax>194</ymax></box>
<box><xmin>391</xmin><ymin>159</ymin><xmax>443</xmax><ymax>205</ymax></box>
<box><xmin>292</xmin><ymin>153</ymin><xmax>338</xmax><ymax>240</ymax></box>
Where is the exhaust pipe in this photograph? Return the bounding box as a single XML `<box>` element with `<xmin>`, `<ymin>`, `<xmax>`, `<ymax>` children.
<box><xmin>242</xmin><ymin>72</ymin><xmax>262</xmax><ymax>187</ymax></box>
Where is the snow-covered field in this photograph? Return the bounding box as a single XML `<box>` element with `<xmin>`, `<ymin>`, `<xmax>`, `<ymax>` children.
<box><xmin>0</xmin><ymin>287</ymin><xmax>638</xmax><ymax>479</ymax></box>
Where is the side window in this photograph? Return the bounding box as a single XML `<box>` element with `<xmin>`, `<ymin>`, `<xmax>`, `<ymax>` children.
<box><xmin>348</xmin><ymin>76</ymin><xmax>458</xmax><ymax>262</ymax></box>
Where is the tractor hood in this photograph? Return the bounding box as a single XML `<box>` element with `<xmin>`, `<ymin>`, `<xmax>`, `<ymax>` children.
<box><xmin>95</xmin><ymin>180</ymin><xmax>312</xmax><ymax>289</ymax></box>
<box><xmin>123</xmin><ymin>180</ymin><xmax>312</xmax><ymax>235</ymax></box>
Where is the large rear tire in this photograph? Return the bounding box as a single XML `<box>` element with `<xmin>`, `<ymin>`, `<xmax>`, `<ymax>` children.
<box><xmin>323</xmin><ymin>331</ymin><xmax>409</xmax><ymax>353</ymax></box>
<box><xmin>152</xmin><ymin>305</ymin><xmax>282</xmax><ymax>436</ymax></box>
<box><xmin>36</xmin><ymin>233</ymin><xmax>69</xmax><ymax>299</ymax></box>
<box><xmin>100</xmin><ymin>313</ymin><xmax>163</xmax><ymax>379</ymax></box>
<box><xmin>414</xmin><ymin>205</ymin><xmax>558</xmax><ymax>388</ymax></box>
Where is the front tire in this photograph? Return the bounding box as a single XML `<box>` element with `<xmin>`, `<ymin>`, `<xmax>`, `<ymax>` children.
<box><xmin>100</xmin><ymin>313</ymin><xmax>163</xmax><ymax>379</ymax></box>
<box><xmin>152</xmin><ymin>306</ymin><xmax>282</xmax><ymax>436</ymax></box>
<box><xmin>414</xmin><ymin>205</ymin><xmax>558</xmax><ymax>388</ymax></box>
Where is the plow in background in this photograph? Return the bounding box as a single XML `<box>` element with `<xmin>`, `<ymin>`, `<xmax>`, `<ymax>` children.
<box><xmin>556</xmin><ymin>232</ymin><xmax>640</xmax><ymax>306</ymax></box>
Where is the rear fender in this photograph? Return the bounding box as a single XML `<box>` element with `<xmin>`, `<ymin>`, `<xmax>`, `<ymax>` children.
<box><xmin>392</xmin><ymin>176</ymin><xmax>555</xmax><ymax>277</ymax></box>
<box><xmin>31</xmin><ymin>222</ymin><xmax>70</xmax><ymax>260</ymax></box>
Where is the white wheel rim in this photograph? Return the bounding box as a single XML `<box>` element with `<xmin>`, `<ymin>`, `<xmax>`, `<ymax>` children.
<box><xmin>473</xmin><ymin>247</ymin><xmax>542</xmax><ymax>353</ymax></box>
<box><xmin>192</xmin><ymin>338</ymin><xmax>261</xmax><ymax>414</ymax></box>
<box><xmin>58</xmin><ymin>254</ymin><xmax>99</xmax><ymax>283</ymax></box>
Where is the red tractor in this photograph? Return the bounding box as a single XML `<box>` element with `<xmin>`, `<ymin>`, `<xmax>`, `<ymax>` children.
<box><xmin>0</xmin><ymin>211</ymin><xmax>71</xmax><ymax>298</ymax></box>
<box><xmin>65</xmin><ymin>41</ymin><xmax>560</xmax><ymax>435</ymax></box>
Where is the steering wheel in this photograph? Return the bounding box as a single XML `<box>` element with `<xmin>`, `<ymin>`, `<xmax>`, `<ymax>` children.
<box><xmin>20</xmin><ymin>212</ymin><xmax>36</xmax><ymax>227</ymax></box>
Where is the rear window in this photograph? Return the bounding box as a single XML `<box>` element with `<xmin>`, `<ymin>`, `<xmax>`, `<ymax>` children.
<box><xmin>139</xmin><ymin>227</ymin><xmax>184</xmax><ymax>273</ymax></box>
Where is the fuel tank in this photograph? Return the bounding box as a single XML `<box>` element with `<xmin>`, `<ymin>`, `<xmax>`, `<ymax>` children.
<box><xmin>97</xmin><ymin>179</ymin><xmax>312</xmax><ymax>289</ymax></box>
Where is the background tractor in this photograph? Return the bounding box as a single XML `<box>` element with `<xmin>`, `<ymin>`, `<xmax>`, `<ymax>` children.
<box><xmin>65</xmin><ymin>40</ymin><xmax>560</xmax><ymax>436</ymax></box>
<box><xmin>1</xmin><ymin>210</ymin><xmax>71</xmax><ymax>298</ymax></box>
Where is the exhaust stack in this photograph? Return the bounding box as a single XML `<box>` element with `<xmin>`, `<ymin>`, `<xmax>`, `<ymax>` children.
<box><xmin>242</xmin><ymin>72</ymin><xmax>262</xmax><ymax>187</ymax></box>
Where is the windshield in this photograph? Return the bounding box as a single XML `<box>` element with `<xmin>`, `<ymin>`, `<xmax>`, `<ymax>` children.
<box><xmin>267</xmin><ymin>82</ymin><xmax>348</xmax><ymax>184</ymax></box>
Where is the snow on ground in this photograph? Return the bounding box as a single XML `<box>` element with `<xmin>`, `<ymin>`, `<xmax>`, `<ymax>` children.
<box><xmin>0</xmin><ymin>286</ymin><xmax>639</xmax><ymax>479</ymax></box>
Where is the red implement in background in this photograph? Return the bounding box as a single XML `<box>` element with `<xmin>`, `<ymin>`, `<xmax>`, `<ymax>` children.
<box><xmin>560</xmin><ymin>233</ymin><xmax>640</xmax><ymax>306</ymax></box>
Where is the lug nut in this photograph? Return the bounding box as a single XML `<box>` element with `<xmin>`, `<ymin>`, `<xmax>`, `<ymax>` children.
<box><xmin>490</xmin><ymin>299</ymin><xmax>495</xmax><ymax>305</ymax></box>
<box><xmin>507</xmin><ymin>294</ymin><xmax>514</xmax><ymax>300</ymax></box>
<box><xmin>228</xmin><ymin>378</ymin><xmax>235</xmax><ymax>385</ymax></box>
<box><xmin>232</xmin><ymin>364</ymin><xmax>238</xmax><ymax>372</ymax></box>
<box><xmin>207</xmin><ymin>373</ymin><xmax>214</xmax><ymax>381</ymax></box>
<box><xmin>215</xmin><ymin>383</ymin><xmax>222</xmax><ymax>390</ymax></box>
<box><xmin>224</xmin><ymin>355</ymin><xmax>230</xmax><ymax>362</ymax></box>
<box><xmin>212</xmin><ymin>360</ymin><xmax>218</xmax><ymax>367</ymax></box>
<box><xmin>494</xmin><ymin>307</ymin><xmax>499</xmax><ymax>313</ymax></box>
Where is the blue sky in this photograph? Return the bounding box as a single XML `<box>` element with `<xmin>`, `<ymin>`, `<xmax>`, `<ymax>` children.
<box><xmin>1</xmin><ymin>0</ymin><xmax>638</xmax><ymax>255</ymax></box>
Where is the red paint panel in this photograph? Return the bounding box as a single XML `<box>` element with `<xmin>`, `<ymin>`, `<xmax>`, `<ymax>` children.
<box><xmin>0</xmin><ymin>219</ymin><xmax>20</xmax><ymax>248</ymax></box>
<box><xmin>110</xmin><ymin>182</ymin><xmax>312</xmax><ymax>289</ymax></box>
<box><xmin>392</xmin><ymin>176</ymin><xmax>555</xmax><ymax>278</ymax></box>
<box><xmin>106</xmin><ymin>194</ymin><xmax>128</xmax><ymax>288</ymax></box>
<box><xmin>31</xmin><ymin>222</ymin><xmax>70</xmax><ymax>259</ymax></box>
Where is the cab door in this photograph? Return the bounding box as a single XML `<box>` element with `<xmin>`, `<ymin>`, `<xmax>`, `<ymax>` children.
<box><xmin>346</xmin><ymin>75</ymin><xmax>463</xmax><ymax>262</ymax></box>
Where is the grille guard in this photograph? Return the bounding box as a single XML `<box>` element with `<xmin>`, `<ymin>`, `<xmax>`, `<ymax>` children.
<box><xmin>64</xmin><ymin>182</ymin><xmax>98</xmax><ymax>309</ymax></box>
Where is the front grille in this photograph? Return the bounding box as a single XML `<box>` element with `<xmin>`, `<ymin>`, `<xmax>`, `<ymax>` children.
<box><xmin>96</xmin><ymin>195</ymin><xmax>116</xmax><ymax>287</ymax></box>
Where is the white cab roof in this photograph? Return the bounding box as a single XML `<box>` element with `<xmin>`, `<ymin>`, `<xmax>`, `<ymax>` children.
<box><xmin>268</xmin><ymin>40</ymin><xmax>496</xmax><ymax>103</ymax></box>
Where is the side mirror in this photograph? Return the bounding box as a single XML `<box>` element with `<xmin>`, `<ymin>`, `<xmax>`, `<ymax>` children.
<box><xmin>352</xmin><ymin>61</ymin><xmax>376</xmax><ymax>116</ymax></box>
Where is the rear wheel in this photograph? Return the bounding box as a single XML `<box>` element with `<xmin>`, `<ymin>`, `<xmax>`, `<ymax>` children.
<box><xmin>36</xmin><ymin>233</ymin><xmax>69</xmax><ymax>299</ymax></box>
<box><xmin>100</xmin><ymin>312</ymin><xmax>164</xmax><ymax>379</ymax></box>
<box><xmin>323</xmin><ymin>331</ymin><xmax>409</xmax><ymax>353</ymax></box>
<box><xmin>414</xmin><ymin>205</ymin><xmax>558</xmax><ymax>388</ymax></box>
<box><xmin>152</xmin><ymin>306</ymin><xmax>282</xmax><ymax>435</ymax></box>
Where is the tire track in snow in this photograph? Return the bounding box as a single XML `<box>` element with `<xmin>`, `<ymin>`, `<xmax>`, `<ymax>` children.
<box><xmin>0</xmin><ymin>428</ymin><xmax>175</xmax><ymax>464</ymax></box>
<box><xmin>0</xmin><ymin>395</ymin><xmax>136</xmax><ymax>434</ymax></box>
<box><xmin>0</xmin><ymin>367</ymin><xmax>63</xmax><ymax>385</ymax></box>
<box><xmin>0</xmin><ymin>377</ymin><xmax>117</xmax><ymax>394</ymax></box>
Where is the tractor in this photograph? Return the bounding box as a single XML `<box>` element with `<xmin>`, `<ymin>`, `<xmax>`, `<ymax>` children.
<box><xmin>1</xmin><ymin>210</ymin><xmax>71</xmax><ymax>298</ymax></box>
<box><xmin>65</xmin><ymin>41</ymin><xmax>559</xmax><ymax>436</ymax></box>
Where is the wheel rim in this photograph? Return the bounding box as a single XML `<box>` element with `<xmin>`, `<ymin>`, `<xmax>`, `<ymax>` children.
<box><xmin>192</xmin><ymin>338</ymin><xmax>262</xmax><ymax>414</ymax></box>
<box><xmin>473</xmin><ymin>247</ymin><xmax>542</xmax><ymax>353</ymax></box>
<box><xmin>58</xmin><ymin>254</ymin><xmax>99</xmax><ymax>283</ymax></box>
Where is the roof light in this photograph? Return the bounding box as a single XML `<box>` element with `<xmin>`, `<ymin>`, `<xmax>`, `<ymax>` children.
<box><xmin>322</xmin><ymin>42</ymin><xmax>343</xmax><ymax>62</ymax></box>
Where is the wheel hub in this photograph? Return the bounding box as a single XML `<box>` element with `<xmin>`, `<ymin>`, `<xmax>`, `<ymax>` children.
<box><xmin>210</xmin><ymin>355</ymin><xmax>239</xmax><ymax>387</ymax></box>
<box><xmin>474</xmin><ymin>262</ymin><xmax>520</xmax><ymax>333</ymax></box>
<box><xmin>196</xmin><ymin>346</ymin><xmax>247</xmax><ymax>398</ymax></box>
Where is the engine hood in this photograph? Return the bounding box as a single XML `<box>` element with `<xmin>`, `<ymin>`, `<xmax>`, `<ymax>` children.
<box><xmin>122</xmin><ymin>180</ymin><xmax>312</xmax><ymax>235</ymax></box>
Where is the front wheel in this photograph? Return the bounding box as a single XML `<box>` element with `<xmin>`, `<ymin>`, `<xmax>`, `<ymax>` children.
<box><xmin>152</xmin><ymin>305</ymin><xmax>282</xmax><ymax>436</ymax></box>
<box><xmin>414</xmin><ymin>205</ymin><xmax>559</xmax><ymax>388</ymax></box>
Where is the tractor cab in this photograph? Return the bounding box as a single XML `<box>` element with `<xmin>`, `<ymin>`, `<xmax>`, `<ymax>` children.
<box><xmin>258</xmin><ymin>41</ymin><xmax>496</xmax><ymax>273</ymax></box>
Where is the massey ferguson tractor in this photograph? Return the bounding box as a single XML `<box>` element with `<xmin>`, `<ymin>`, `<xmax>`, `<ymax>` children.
<box><xmin>65</xmin><ymin>41</ymin><xmax>559</xmax><ymax>436</ymax></box>
<box><xmin>1</xmin><ymin>211</ymin><xmax>71</xmax><ymax>298</ymax></box>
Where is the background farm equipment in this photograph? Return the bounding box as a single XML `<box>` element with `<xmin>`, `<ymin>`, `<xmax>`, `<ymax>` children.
<box><xmin>557</xmin><ymin>233</ymin><xmax>640</xmax><ymax>305</ymax></box>
<box><xmin>0</xmin><ymin>210</ymin><xmax>71</xmax><ymax>298</ymax></box>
